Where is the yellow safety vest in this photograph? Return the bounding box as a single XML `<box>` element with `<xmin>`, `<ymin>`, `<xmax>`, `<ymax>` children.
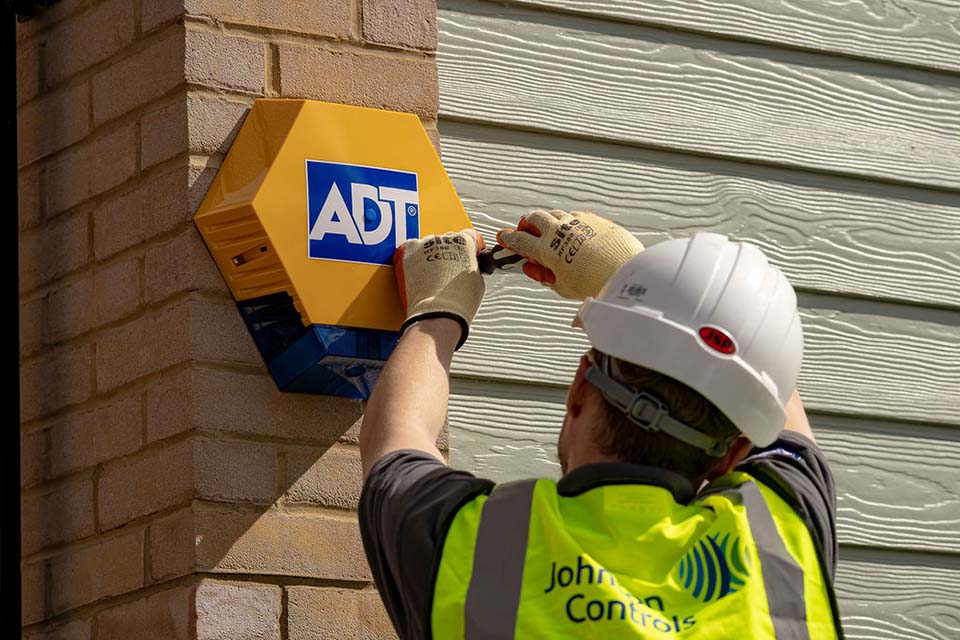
<box><xmin>432</xmin><ymin>471</ymin><xmax>842</xmax><ymax>639</ymax></box>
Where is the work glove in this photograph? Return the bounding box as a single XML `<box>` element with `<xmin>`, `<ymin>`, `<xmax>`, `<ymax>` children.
<box><xmin>496</xmin><ymin>210</ymin><xmax>644</xmax><ymax>300</ymax></box>
<box><xmin>393</xmin><ymin>229</ymin><xmax>486</xmax><ymax>349</ymax></box>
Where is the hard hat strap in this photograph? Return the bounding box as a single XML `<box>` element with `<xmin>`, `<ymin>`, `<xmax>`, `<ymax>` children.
<box><xmin>584</xmin><ymin>363</ymin><xmax>733</xmax><ymax>457</ymax></box>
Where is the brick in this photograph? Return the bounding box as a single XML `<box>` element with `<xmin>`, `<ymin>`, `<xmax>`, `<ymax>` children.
<box><xmin>362</xmin><ymin>0</ymin><xmax>437</xmax><ymax>51</ymax></box>
<box><xmin>143</xmin><ymin>0</ymin><xmax>185</xmax><ymax>33</ymax></box>
<box><xmin>22</xmin><ymin>559</ymin><xmax>46</xmax><ymax>625</ymax></box>
<box><xmin>195</xmin><ymin>506</ymin><xmax>369</xmax><ymax>581</ymax></box>
<box><xmin>195</xmin><ymin>438</ymin><xmax>276</xmax><ymax>504</ymax></box>
<box><xmin>96</xmin><ymin>584</ymin><xmax>193</xmax><ymax>640</ymax></box>
<box><xmin>140</xmin><ymin>97</ymin><xmax>187</xmax><ymax>170</ymax></box>
<box><xmin>45</xmin><ymin>122</ymin><xmax>138</xmax><ymax>216</ymax></box>
<box><xmin>16</xmin><ymin>0</ymin><xmax>86</xmax><ymax>43</ymax></box>
<box><xmin>189</xmin><ymin>159</ymin><xmax>218</xmax><ymax>212</ymax></box>
<box><xmin>149</xmin><ymin>507</ymin><xmax>196</xmax><ymax>582</ymax></box>
<box><xmin>19</xmin><ymin>210</ymin><xmax>89</xmax><ymax>291</ymax></box>
<box><xmin>44</xmin><ymin>0</ymin><xmax>136</xmax><ymax>87</ymax></box>
<box><xmin>187</xmin><ymin>95</ymin><xmax>250</xmax><ymax>154</ymax></box>
<box><xmin>96</xmin><ymin>297</ymin><xmax>260</xmax><ymax>392</ymax></box>
<box><xmin>185</xmin><ymin>30</ymin><xmax>264</xmax><ymax>94</ymax></box>
<box><xmin>98</xmin><ymin>439</ymin><xmax>193</xmax><ymax>530</ymax></box>
<box><xmin>17</xmin><ymin>40</ymin><xmax>42</xmax><ymax>106</ymax></box>
<box><xmin>284</xmin><ymin>444</ymin><xmax>362</xmax><ymax>509</ymax></box>
<box><xmin>21</xmin><ymin>428</ymin><xmax>47</xmax><ymax>488</ymax></box>
<box><xmin>147</xmin><ymin>367</ymin><xmax>197</xmax><ymax>442</ymax></box>
<box><xmin>19</xmin><ymin>164</ymin><xmax>44</xmax><ymax>230</ymax></box>
<box><xmin>93</xmin><ymin>165</ymin><xmax>193</xmax><ymax>260</ymax></box>
<box><xmin>195</xmin><ymin>579</ymin><xmax>281</xmax><ymax>640</ymax></box>
<box><xmin>24</xmin><ymin>617</ymin><xmax>92</xmax><ymax>640</ymax></box>
<box><xmin>144</xmin><ymin>229</ymin><xmax>224</xmax><ymax>304</ymax></box>
<box><xmin>92</xmin><ymin>25</ymin><xmax>185</xmax><ymax>126</ymax></box>
<box><xmin>287</xmin><ymin>587</ymin><xmax>397</xmax><ymax>640</ymax></box>
<box><xmin>22</xmin><ymin>477</ymin><xmax>96</xmax><ymax>555</ymax></box>
<box><xmin>186</xmin><ymin>0</ymin><xmax>353</xmax><ymax>39</ymax></box>
<box><xmin>46</xmin><ymin>256</ymin><xmax>141</xmax><ymax>342</ymax></box>
<box><xmin>49</xmin><ymin>529</ymin><xmax>144</xmax><ymax>614</ymax></box>
<box><xmin>279</xmin><ymin>45</ymin><xmax>438</xmax><ymax>117</ymax></box>
<box><xmin>20</xmin><ymin>293</ymin><xmax>46</xmax><ymax>357</ymax></box>
<box><xmin>192</xmin><ymin>368</ymin><xmax>363</xmax><ymax>442</ymax></box>
<box><xmin>20</xmin><ymin>342</ymin><xmax>93</xmax><ymax>423</ymax></box>
<box><xmin>48</xmin><ymin>392</ymin><xmax>142</xmax><ymax>478</ymax></box>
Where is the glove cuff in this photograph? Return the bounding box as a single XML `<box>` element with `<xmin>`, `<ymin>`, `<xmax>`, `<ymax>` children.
<box><xmin>401</xmin><ymin>312</ymin><xmax>470</xmax><ymax>351</ymax></box>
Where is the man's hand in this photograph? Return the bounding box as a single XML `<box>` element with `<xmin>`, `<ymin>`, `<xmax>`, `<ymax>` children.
<box><xmin>497</xmin><ymin>210</ymin><xmax>643</xmax><ymax>300</ymax></box>
<box><xmin>394</xmin><ymin>229</ymin><xmax>486</xmax><ymax>349</ymax></box>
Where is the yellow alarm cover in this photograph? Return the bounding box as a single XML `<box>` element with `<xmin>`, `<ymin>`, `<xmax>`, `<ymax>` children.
<box><xmin>194</xmin><ymin>99</ymin><xmax>472</xmax><ymax>332</ymax></box>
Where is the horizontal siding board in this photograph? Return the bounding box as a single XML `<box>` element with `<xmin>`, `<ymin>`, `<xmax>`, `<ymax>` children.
<box><xmin>449</xmin><ymin>380</ymin><xmax>960</xmax><ymax>554</ymax></box>
<box><xmin>451</xmin><ymin>277</ymin><xmax>960</xmax><ymax>425</ymax></box>
<box><xmin>495</xmin><ymin>0</ymin><xmax>960</xmax><ymax>75</ymax></box>
<box><xmin>437</xmin><ymin>3</ymin><xmax>960</xmax><ymax>189</ymax></box>
<box><xmin>442</xmin><ymin>123</ymin><xmax>960</xmax><ymax>309</ymax></box>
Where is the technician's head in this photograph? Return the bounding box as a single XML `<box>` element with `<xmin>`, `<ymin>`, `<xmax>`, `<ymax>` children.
<box><xmin>557</xmin><ymin>233</ymin><xmax>804</xmax><ymax>485</ymax></box>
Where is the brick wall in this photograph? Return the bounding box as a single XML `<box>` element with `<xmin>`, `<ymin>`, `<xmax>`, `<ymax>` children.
<box><xmin>19</xmin><ymin>1</ymin><xmax>439</xmax><ymax>638</ymax></box>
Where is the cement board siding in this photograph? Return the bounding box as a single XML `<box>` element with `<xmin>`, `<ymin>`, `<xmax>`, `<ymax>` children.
<box><xmin>437</xmin><ymin>2</ymin><xmax>960</xmax><ymax>189</ymax></box>
<box><xmin>500</xmin><ymin>0</ymin><xmax>960</xmax><ymax>74</ymax></box>
<box><xmin>437</xmin><ymin>1</ymin><xmax>960</xmax><ymax>636</ymax></box>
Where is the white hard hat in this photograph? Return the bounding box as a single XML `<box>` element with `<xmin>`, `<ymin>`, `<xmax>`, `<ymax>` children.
<box><xmin>574</xmin><ymin>232</ymin><xmax>803</xmax><ymax>447</ymax></box>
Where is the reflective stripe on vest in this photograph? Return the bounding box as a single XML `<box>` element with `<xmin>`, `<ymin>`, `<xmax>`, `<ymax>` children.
<box><xmin>463</xmin><ymin>479</ymin><xmax>810</xmax><ymax>639</ymax></box>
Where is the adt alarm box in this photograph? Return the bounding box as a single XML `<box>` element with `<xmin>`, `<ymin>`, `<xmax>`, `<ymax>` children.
<box><xmin>194</xmin><ymin>99</ymin><xmax>472</xmax><ymax>399</ymax></box>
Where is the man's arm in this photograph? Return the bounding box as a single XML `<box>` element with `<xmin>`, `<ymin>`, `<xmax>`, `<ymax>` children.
<box><xmin>360</xmin><ymin>318</ymin><xmax>460</xmax><ymax>476</ymax></box>
<box><xmin>783</xmin><ymin>387</ymin><xmax>815</xmax><ymax>442</ymax></box>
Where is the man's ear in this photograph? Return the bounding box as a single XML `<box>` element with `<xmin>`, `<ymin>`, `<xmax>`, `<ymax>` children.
<box><xmin>704</xmin><ymin>436</ymin><xmax>753</xmax><ymax>482</ymax></box>
<box><xmin>566</xmin><ymin>354</ymin><xmax>592</xmax><ymax>416</ymax></box>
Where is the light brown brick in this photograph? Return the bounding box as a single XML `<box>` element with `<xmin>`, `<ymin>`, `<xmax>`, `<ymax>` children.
<box><xmin>287</xmin><ymin>587</ymin><xmax>397</xmax><ymax>640</ymax></box>
<box><xmin>22</xmin><ymin>477</ymin><xmax>95</xmax><ymax>555</ymax></box>
<box><xmin>195</xmin><ymin>438</ymin><xmax>277</xmax><ymax>504</ymax></box>
<box><xmin>185</xmin><ymin>30</ymin><xmax>264</xmax><ymax>94</ymax></box>
<box><xmin>16</xmin><ymin>0</ymin><xmax>86</xmax><ymax>43</ymax></box>
<box><xmin>192</xmin><ymin>368</ymin><xmax>363</xmax><ymax>442</ymax></box>
<box><xmin>98</xmin><ymin>439</ymin><xmax>193</xmax><ymax>530</ymax></box>
<box><xmin>144</xmin><ymin>229</ymin><xmax>224</xmax><ymax>304</ymax></box>
<box><xmin>195</xmin><ymin>506</ymin><xmax>369</xmax><ymax>581</ymax></box>
<box><xmin>20</xmin><ymin>293</ymin><xmax>46</xmax><ymax>357</ymax></box>
<box><xmin>187</xmin><ymin>95</ymin><xmax>250</xmax><ymax>154</ymax></box>
<box><xmin>362</xmin><ymin>0</ymin><xmax>437</xmax><ymax>51</ymax></box>
<box><xmin>43</xmin><ymin>0</ymin><xmax>136</xmax><ymax>87</ymax></box>
<box><xmin>143</xmin><ymin>0</ymin><xmax>185</xmax><ymax>33</ymax></box>
<box><xmin>284</xmin><ymin>444</ymin><xmax>362</xmax><ymax>509</ymax></box>
<box><xmin>95</xmin><ymin>297</ymin><xmax>260</xmax><ymax>392</ymax></box>
<box><xmin>24</xmin><ymin>617</ymin><xmax>92</xmax><ymax>640</ymax></box>
<box><xmin>149</xmin><ymin>506</ymin><xmax>196</xmax><ymax>582</ymax></box>
<box><xmin>96</xmin><ymin>584</ymin><xmax>193</xmax><ymax>640</ymax></box>
<box><xmin>45</xmin><ymin>121</ymin><xmax>138</xmax><ymax>216</ymax></box>
<box><xmin>146</xmin><ymin>367</ymin><xmax>197</xmax><ymax>442</ymax></box>
<box><xmin>22</xmin><ymin>558</ymin><xmax>46</xmax><ymax>625</ymax></box>
<box><xmin>92</xmin><ymin>25</ymin><xmax>185</xmax><ymax>126</ymax></box>
<box><xmin>280</xmin><ymin>45</ymin><xmax>438</xmax><ymax>117</ymax></box>
<box><xmin>19</xmin><ymin>209</ymin><xmax>89</xmax><ymax>292</ymax></box>
<box><xmin>186</xmin><ymin>0</ymin><xmax>353</xmax><ymax>39</ymax></box>
<box><xmin>196</xmin><ymin>579</ymin><xmax>281</xmax><ymax>640</ymax></box>
<box><xmin>21</xmin><ymin>428</ymin><xmax>47</xmax><ymax>488</ymax></box>
<box><xmin>93</xmin><ymin>165</ymin><xmax>193</xmax><ymax>260</ymax></box>
<box><xmin>17</xmin><ymin>40</ymin><xmax>42</xmax><ymax>106</ymax></box>
<box><xmin>140</xmin><ymin>97</ymin><xmax>188</xmax><ymax>169</ymax></box>
<box><xmin>20</xmin><ymin>342</ymin><xmax>93</xmax><ymax>423</ymax></box>
<box><xmin>48</xmin><ymin>392</ymin><xmax>142</xmax><ymax>478</ymax></box>
<box><xmin>46</xmin><ymin>256</ymin><xmax>141</xmax><ymax>342</ymax></box>
<box><xmin>19</xmin><ymin>164</ymin><xmax>44</xmax><ymax>230</ymax></box>
<box><xmin>49</xmin><ymin>529</ymin><xmax>144</xmax><ymax>614</ymax></box>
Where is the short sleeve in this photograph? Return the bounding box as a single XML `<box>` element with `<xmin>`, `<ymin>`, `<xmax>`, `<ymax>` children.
<box><xmin>359</xmin><ymin>450</ymin><xmax>494</xmax><ymax>640</ymax></box>
<box><xmin>736</xmin><ymin>431</ymin><xmax>839</xmax><ymax>579</ymax></box>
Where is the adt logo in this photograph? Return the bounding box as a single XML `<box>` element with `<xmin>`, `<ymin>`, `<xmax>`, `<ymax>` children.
<box><xmin>306</xmin><ymin>160</ymin><xmax>420</xmax><ymax>266</ymax></box>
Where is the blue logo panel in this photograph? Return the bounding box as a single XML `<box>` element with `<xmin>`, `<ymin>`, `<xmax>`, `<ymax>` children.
<box><xmin>306</xmin><ymin>161</ymin><xmax>420</xmax><ymax>266</ymax></box>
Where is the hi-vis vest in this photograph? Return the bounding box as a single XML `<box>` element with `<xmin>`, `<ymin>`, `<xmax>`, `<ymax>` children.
<box><xmin>432</xmin><ymin>471</ymin><xmax>843</xmax><ymax>639</ymax></box>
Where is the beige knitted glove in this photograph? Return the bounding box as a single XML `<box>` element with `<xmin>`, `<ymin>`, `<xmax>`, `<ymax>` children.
<box><xmin>393</xmin><ymin>229</ymin><xmax>486</xmax><ymax>349</ymax></box>
<box><xmin>496</xmin><ymin>210</ymin><xmax>643</xmax><ymax>300</ymax></box>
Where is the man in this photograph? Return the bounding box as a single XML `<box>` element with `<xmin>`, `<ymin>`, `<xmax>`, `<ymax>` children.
<box><xmin>359</xmin><ymin>210</ymin><xmax>844</xmax><ymax>639</ymax></box>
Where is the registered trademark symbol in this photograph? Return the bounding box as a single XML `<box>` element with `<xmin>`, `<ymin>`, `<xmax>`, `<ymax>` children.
<box><xmin>407</xmin><ymin>205</ymin><xmax>418</xmax><ymax>216</ymax></box>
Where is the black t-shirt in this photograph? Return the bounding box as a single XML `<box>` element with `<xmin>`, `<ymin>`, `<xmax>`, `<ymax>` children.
<box><xmin>359</xmin><ymin>431</ymin><xmax>837</xmax><ymax>640</ymax></box>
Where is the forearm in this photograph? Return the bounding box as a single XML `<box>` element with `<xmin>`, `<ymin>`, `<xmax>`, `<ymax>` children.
<box><xmin>360</xmin><ymin>318</ymin><xmax>461</xmax><ymax>476</ymax></box>
<box><xmin>783</xmin><ymin>388</ymin><xmax>815</xmax><ymax>443</ymax></box>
